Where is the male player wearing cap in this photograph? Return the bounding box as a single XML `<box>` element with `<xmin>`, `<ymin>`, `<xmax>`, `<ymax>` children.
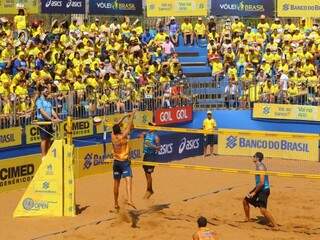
<box><xmin>140</xmin><ymin>122</ymin><xmax>160</xmax><ymax>199</ymax></box>
<box><xmin>203</xmin><ymin>111</ymin><xmax>216</xmax><ymax>157</ymax></box>
<box><xmin>243</xmin><ymin>152</ymin><xmax>277</xmax><ymax>227</ymax></box>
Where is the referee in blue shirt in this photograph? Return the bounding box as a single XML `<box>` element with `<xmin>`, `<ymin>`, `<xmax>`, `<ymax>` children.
<box><xmin>36</xmin><ymin>86</ymin><xmax>61</xmax><ymax>158</ymax></box>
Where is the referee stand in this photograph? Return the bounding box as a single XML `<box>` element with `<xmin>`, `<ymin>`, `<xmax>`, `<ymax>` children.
<box><xmin>13</xmin><ymin>93</ymin><xmax>76</xmax><ymax>217</ymax></box>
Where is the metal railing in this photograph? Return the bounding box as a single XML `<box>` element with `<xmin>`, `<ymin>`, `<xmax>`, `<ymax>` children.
<box><xmin>0</xmin><ymin>82</ymin><xmax>193</xmax><ymax>129</ymax></box>
<box><xmin>192</xmin><ymin>79</ymin><xmax>320</xmax><ymax>110</ymax></box>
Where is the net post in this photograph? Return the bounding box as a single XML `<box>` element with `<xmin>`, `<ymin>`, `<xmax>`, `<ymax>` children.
<box><xmin>66</xmin><ymin>91</ymin><xmax>74</xmax><ymax>145</ymax></box>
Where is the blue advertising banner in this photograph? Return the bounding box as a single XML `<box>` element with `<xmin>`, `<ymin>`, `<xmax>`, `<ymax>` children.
<box><xmin>89</xmin><ymin>0</ymin><xmax>143</xmax><ymax>15</ymax></box>
<box><xmin>156</xmin><ymin>133</ymin><xmax>204</xmax><ymax>162</ymax></box>
<box><xmin>41</xmin><ymin>0</ymin><xmax>86</xmax><ymax>14</ymax></box>
<box><xmin>211</xmin><ymin>0</ymin><xmax>275</xmax><ymax>17</ymax></box>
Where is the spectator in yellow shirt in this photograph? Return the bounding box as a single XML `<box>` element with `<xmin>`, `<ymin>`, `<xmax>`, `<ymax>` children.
<box><xmin>194</xmin><ymin>17</ymin><xmax>206</xmax><ymax>45</ymax></box>
<box><xmin>260</xmin><ymin>59</ymin><xmax>271</xmax><ymax>76</ymax></box>
<box><xmin>14</xmin><ymin>80</ymin><xmax>28</xmax><ymax>97</ymax></box>
<box><xmin>287</xmin><ymin>82</ymin><xmax>299</xmax><ymax>103</ymax></box>
<box><xmin>154</xmin><ymin>28</ymin><xmax>168</xmax><ymax>46</ymax></box>
<box><xmin>90</xmin><ymin>18</ymin><xmax>100</xmax><ymax>33</ymax></box>
<box><xmin>203</xmin><ymin>111</ymin><xmax>216</xmax><ymax>156</ymax></box>
<box><xmin>262</xmin><ymin>48</ymin><xmax>274</xmax><ymax>65</ymax></box>
<box><xmin>303</xmin><ymin>58</ymin><xmax>315</xmax><ymax>76</ymax></box>
<box><xmin>69</xmin><ymin>19</ymin><xmax>78</xmax><ymax>32</ymax></box>
<box><xmin>14</xmin><ymin>8</ymin><xmax>27</xmax><ymax>31</ymax></box>
<box><xmin>243</xmin><ymin>26</ymin><xmax>255</xmax><ymax>43</ymax></box>
<box><xmin>270</xmin><ymin>18</ymin><xmax>282</xmax><ymax>32</ymax></box>
<box><xmin>261</xmin><ymin>80</ymin><xmax>275</xmax><ymax>103</ymax></box>
<box><xmin>284</xmin><ymin>19</ymin><xmax>296</xmax><ymax>34</ymax></box>
<box><xmin>241</xmin><ymin>68</ymin><xmax>254</xmax><ymax>84</ymax></box>
<box><xmin>231</xmin><ymin>17</ymin><xmax>245</xmax><ymax>35</ymax></box>
<box><xmin>181</xmin><ymin>18</ymin><xmax>194</xmax><ymax>45</ymax></box>
<box><xmin>257</xmin><ymin>15</ymin><xmax>269</xmax><ymax>33</ymax></box>
<box><xmin>211</xmin><ymin>56</ymin><xmax>224</xmax><ymax>85</ymax></box>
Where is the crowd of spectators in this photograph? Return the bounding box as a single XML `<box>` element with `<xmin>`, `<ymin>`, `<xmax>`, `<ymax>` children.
<box><xmin>1</xmin><ymin>9</ymin><xmax>320</xmax><ymax>127</ymax></box>
<box><xmin>205</xmin><ymin>15</ymin><xmax>320</xmax><ymax>108</ymax></box>
<box><xmin>0</xmin><ymin>9</ymin><xmax>190</xmax><ymax>127</ymax></box>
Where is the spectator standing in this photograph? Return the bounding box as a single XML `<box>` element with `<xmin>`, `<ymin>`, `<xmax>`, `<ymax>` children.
<box><xmin>203</xmin><ymin>111</ymin><xmax>216</xmax><ymax>157</ymax></box>
<box><xmin>224</xmin><ymin>80</ymin><xmax>239</xmax><ymax>108</ymax></box>
<box><xmin>14</xmin><ymin>8</ymin><xmax>27</xmax><ymax>33</ymax></box>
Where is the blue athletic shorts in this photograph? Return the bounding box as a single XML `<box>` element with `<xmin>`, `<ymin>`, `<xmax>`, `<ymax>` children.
<box><xmin>143</xmin><ymin>153</ymin><xmax>156</xmax><ymax>174</ymax></box>
<box><xmin>113</xmin><ymin>160</ymin><xmax>132</xmax><ymax>180</ymax></box>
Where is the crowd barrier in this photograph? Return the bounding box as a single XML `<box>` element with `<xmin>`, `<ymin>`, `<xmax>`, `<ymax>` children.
<box><xmin>0</xmin><ymin>83</ymin><xmax>192</xmax><ymax>129</ymax></box>
<box><xmin>0</xmin><ymin>110</ymin><xmax>154</xmax><ymax>149</ymax></box>
<box><xmin>193</xmin><ymin>79</ymin><xmax>320</xmax><ymax>110</ymax></box>
<box><xmin>0</xmin><ymin>105</ymin><xmax>195</xmax><ymax>149</ymax></box>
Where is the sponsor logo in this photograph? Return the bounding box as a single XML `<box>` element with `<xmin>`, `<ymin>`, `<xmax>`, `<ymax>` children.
<box><xmin>0</xmin><ymin>164</ymin><xmax>34</xmax><ymax>187</ymax></box>
<box><xmin>96</xmin><ymin>0</ymin><xmax>136</xmax><ymax>10</ymax></box>
<box><xmin>22</xmin><ymin>198</ymin><xmax>49</xmax><ymax>211</ymax></box>
<box><xmin>83</xmin><ymin>149</ymin><xmax>141</xmax><ymax>169</ymax></box>
<box><xmin>45</xmin><ymin>0</ymin><xmax>62</xmax><ymax>8</ymax></box>
<box><xmin>226</xmin><ymin>136</ymin><xmax>310</xmax><ymax>152</ymax></box>
<box><xmin>226</xmin><ymin>136</ymin><xmax>238</xmax><ymax>149</ymax></box>
<box><xmin>159</xmin><ymin>109</ymin><xmax>189</xmax><ymax>122</ymax></box>
<box><xmin>262</xmin><ymin>106</ymin><xmax>270</xmax><ymax>115</ymax></box>
<box><xmin>178</xmin><ymin>137</ymin><xmax>200</xmax><ymax>154</ymax></box>
<box><xmin>66</xmin><ymin>0</ymin><xmax>82</xmax><ymax>8</ymax></box>
<box><xmin>158</xmin><ymin>143</ymin><xmax>173</xmax><ymax>155</ymax></box>
<box><xmin>282</xmin><ymin>4</ymin><xmax>320</xmax><ymax>11</ymax></box>
<box><xmin>63</xmin><ymin>120</ymin><xmax>91</xmax><ymax>136</ymax></box>
<box><xmin>282</xmin><ymin>4</ymin><xmax>289</xmax><ymax>11</ymax></box>
<box><xmin>35</xmin><ymin>181</ymin><xmax>56</xmax><ymax>194</ymax></box>
<box><xmin>159</xmin><ymin>111</ymin><xmax>173</xmax><ymax>122</ymax></box>
<box><xmin>45</xmin><ymin>0</ymin><xmax>82</xmax><ymax>8</ymax></box>
<box><xmin>149</xmin><ymin>4</ymin><xmax>155</xmax><ymax>10</ymax></box>
<box><xmin>0</xmin><ymin>134</ymin><xmax>15</xmax><ymax>143</ymax></box>
<box><xmin>142</xmin><ymin>114</ymin><xmax>148</xmax><ymax>124</ymax></box>
<box><xmin>42</xmin><ymin>181</ymin><xmax>50</xmax><ymax>190</ymax></box>
<box><xmin>46</xmin><ymin>164</ymin><xmax>54</xmax><ymax>175</ymax></box>
<box><xmin>219</xmin><ymin>1</ymin><xmax>265</xmax><ymax>12</ymax></box>
<box><xmin>155</xmin><ymin>106</ymin><xmax>192</xmax><ymax>125</ymax></box>
<box><xmin>83</xmin><ymin>153</ymin><xmax>112</xmax><ymax>169</ymax></box>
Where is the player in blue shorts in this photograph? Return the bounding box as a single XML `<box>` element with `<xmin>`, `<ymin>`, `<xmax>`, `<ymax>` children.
<box><xmin>243</xmin><ymin>152</ymin><xmax>277</xmax><ymax>227</ymax></box>
<box><xmin>140</xmin><ymin>122</ymin><xmax>160</xmax><ymax>199</ymax></box>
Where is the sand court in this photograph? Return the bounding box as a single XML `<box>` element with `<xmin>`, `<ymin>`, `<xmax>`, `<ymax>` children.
<box><xmin>0</xmin><ymin>155</ymin><xmax>319</xmax><ymax>240</ymax></box>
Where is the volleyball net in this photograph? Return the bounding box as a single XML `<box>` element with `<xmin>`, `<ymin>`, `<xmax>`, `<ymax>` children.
<box><xmin>73</xmin><ymin>122</ymin><xmax>320</xmax><ymax>180</ymax></box>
